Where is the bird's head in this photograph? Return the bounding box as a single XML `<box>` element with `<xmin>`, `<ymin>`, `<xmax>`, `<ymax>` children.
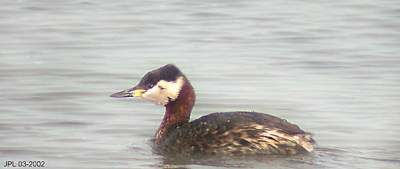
<box><xmin>110</xmin><ymin>64</ymin><xmax>185</xmax><ymax>106</ymax></box>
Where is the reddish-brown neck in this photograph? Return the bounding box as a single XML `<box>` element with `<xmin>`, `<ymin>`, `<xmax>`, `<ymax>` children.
<box><xmin>155</xmin><ymin>78</ymin><xmax>195</xmax><ymax>144</ymax></box>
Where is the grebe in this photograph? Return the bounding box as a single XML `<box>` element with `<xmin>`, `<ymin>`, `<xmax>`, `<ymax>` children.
<box><xmin>111</xmin><ymin>64</ymin><xmax>314</xmax><ymax>155</ymax></box>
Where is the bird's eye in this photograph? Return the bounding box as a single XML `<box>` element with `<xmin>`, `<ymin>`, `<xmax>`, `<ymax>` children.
<box><xmin>147</xmin><ymin>84</ymin><xmax>154</xmax><ymax>88</ymax></box>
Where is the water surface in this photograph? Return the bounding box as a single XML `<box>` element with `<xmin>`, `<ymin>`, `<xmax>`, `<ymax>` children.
<box><xmin>1</xmin><ymin>0</ymin><xmax>399</xmax><ymax>168</ymax></box>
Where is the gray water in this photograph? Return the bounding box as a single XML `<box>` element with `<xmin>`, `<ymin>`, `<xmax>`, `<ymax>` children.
<box><xmin>1</xmin><ymin>0</ymin><xmax>400</xmax><ymax>168</ymax></box>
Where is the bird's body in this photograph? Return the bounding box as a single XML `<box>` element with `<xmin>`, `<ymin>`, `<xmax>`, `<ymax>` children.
<box><xmin>159</xmin><ymin>111</ymin><xmax>313</xmax><ymax>155</ymax></box>
<box><xmin>111</xmin><ymin>64</ymin><xmax>314</xmax><ymax>156</ymax></box>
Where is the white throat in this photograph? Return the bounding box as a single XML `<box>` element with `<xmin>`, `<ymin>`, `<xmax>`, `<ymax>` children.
<box><xmin>142</xmin><ymin>76</ymin><xmax>185</xmax><ymax>105</ymax></box>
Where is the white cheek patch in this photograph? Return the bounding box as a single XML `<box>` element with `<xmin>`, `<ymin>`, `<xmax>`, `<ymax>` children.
<box><xmin>142</xmin><ymin>76</ymin><xmax>184</xmax><ymax>105</ymax></box>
